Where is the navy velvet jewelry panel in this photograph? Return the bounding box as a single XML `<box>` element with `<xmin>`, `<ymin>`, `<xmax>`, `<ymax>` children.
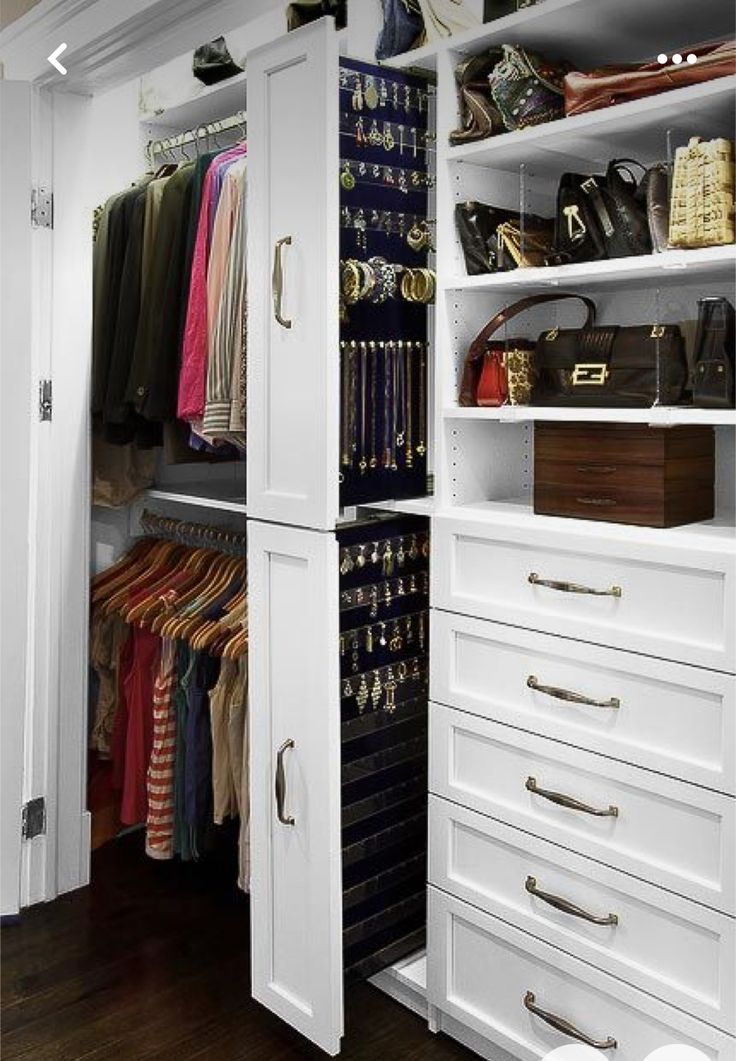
<box><xmin>337</xmin><ymin>514</ymin><xmax>429</xmax><ymax>980</ymax></box>
<box><xmin>339</xmin><ymin>59</ymin><xmax>433</xmax><ymax>508</ymax></box>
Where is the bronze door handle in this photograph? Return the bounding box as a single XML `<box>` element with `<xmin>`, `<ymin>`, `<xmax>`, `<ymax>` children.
<box><xmin>527</xmin><ymin>675</ymin><xmax>620</xmax><ymax>709</ymax></box>
<box><xmin>275</xmin><ymin>739</ymin><xmax>295</xmax><ymax>825</ymax></box>
<box><xmin>526</xmin><ymin>776</ymin><xmax>618</xmax><ymax>818</ymax></box>
<box><xmin>528</xmin><ymin>572</ymin><xmax>622</xmax><ymax>598</ymax></box>
<box><xmin>273</xmin><ymin>236</ymin><xmax>293</xmax><ymax>329</ymax></box>
<box><xmin>524</xmin><ymin>991</ymin><xmax>617</xmax><ymax>1050</ymax></box>
<box><xmin>525</xmin><ymin>876</ymin><xmax>618</xmax><ymax>926</ymax></box>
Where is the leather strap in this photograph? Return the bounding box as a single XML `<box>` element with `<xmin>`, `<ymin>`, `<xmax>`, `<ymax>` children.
<box><xmin>581</xmin><ymin>178</ymin><xmax>615</xmax><ymax>238</ymax></box>
<box><xmin>468</xmin><ymin>293</ymin><xmax>596</xmax><ymax>362</ymax></box>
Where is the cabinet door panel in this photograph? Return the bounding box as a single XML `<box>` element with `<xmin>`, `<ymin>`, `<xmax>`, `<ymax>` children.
<box><xmin>248</xmin><ymin>520</ymin><xmax>342</xmax><ymax>1055</ymax></box>
<box><xmin>247</xmin><ymin>23</ymin><xmax>340</xmax><ymax>530</ymax></box>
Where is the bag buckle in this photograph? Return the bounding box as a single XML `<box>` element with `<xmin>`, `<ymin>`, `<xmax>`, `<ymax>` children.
<box><xmin>650</xmin><ymin>325</ymin><xmax>665</xmax><ymax>339</ymax></box>
<box><xmin>544</xmin><ymin>327</ymin><xmax>559</xmax><ymax>341</ymax></box>
<box><xmin>563</xmin><ymin>204</ymin><xmax>586</xmax><ymax>242</ymax></box>
<box><xmin>572</xmin><ymin>362</ymin><xmax>609</xmax><ymax>386</ymax></box>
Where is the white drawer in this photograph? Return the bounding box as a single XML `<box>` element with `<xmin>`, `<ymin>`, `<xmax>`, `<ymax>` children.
<box><xmin>431</xmin><ymin>611</ymin><xmax>736</xmax><ymax>794</ymax></box>
<box><xmin>428</xmin><ymin>887</ymin><xmax>733</xmax><ymax>1061</ymax></box>
<box><xmin>430</xmin><ymin>796</ymin><xmax>736</xmax><ymax>1032</ymax></box>
<box><xmin>430</xmin><ymin>703</ymin><xmax>735</xmax><ymax>914</ymax></box>
<box><xmin>432</xmin><ymin>516</ymin><xmax>736</xmax><ymax>673</ymax></box>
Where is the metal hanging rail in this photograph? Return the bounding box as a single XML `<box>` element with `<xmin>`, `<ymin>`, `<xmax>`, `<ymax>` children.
<box><xmin>140</xmin><ymin>508</ymin><xmax>246</xmax><ymax>554</ymax></box>
<box><xmin>146</xmin><ymin>109</ymin><xmax>247</xmax><ymax>162</ymax></box>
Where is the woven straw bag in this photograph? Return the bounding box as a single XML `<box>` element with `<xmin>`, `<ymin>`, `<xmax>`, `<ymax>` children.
<box><xmin>669</xmin><ymin>137</ymin><xmax>735</xmax><ymax>248</ymax></box>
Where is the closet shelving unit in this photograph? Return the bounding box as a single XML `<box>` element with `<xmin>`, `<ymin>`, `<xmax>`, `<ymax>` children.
<box><xmin>384</xmin><ymin>2</ymin><xmax>736</xmax><ymax>1060</ymax></box>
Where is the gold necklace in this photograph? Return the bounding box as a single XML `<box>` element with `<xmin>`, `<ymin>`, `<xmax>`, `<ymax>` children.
<box><xmin>406</xmin><ymin>341</ymin><xmax>414</xmax><ymax>469</ymax></box>
<box><xmin>416</xmin><ymin>342</ymin><xmax>427</xmax><ymax>458</ymax></box>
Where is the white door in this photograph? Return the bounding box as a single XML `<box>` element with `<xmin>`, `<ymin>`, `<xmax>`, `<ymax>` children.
<box><xmin>0</xmin><ymin>81</ymin><xmax>33</xmax><ymax>916</ymax></box>
<box><xmin>246</xmin><ymin>21</ymin><xmax>340</xmax><ymax>530</ymax></box>
<box><xmin>247</xmin><ymin>519</ymin><xmax>343</xmax><ymax>1055</ymax></box>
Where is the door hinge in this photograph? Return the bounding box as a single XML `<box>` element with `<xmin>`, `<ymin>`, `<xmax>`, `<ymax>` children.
<box><xmin>31</xmin><ymin>185</ymin><xmax>53</xmax><ymax>229</ymax></box>
<box><xmin>21</xmin><ymin>798</ymin><xmax>46</xmax><ymax>841</ymax></box>
<box><xmin>39</xmin><ymin>379</ymin><xmax>53</xmax><ymax>421</ymax></box>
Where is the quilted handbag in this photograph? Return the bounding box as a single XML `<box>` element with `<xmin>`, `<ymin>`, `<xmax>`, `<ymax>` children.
<box><xmin>489</xmin><ymin>44</ymin><xmax>570</xmax><ymax>131</ymax></box>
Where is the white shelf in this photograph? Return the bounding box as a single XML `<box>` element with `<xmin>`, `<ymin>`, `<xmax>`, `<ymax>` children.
<box><xmin>446</xmin><ymin>77</ymin><xmax>735</xmax><ymax>174</ymax></box>
<box><xmin>139</xmin><ymin>71</ymin><xmax>247</xmax><ymax>132</ymax></box>
<box><xmin>383</xmin><ymin>0</ymin><xmax>733</xmax><ymax>73</ymax></box>
<box><xmin>360</xmin><ymin>496</ymin><xmax>437</xmax><ymax>517</ymax></box>
<box><xmin>444</xmin><ymin>406</ymin><xmax>736</xmax><ymax>426</ymax></box>
<box><xmin>144</xmin><ymin>482</ymin><xmax>246</xmax><ymax>514</ymax></box>
<box><xmin>444</xmin><ymin>245</ymin><xmax>736</xmax><ymax>293</ymax></box>
<box><xmin>446</xmin><ymin>497</ymin><xmax>736</xmax><ymax>549</ymax></box>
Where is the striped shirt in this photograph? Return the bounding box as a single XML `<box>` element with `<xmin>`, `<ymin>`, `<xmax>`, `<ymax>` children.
<box><xmin>146</xmin><ymin>638</ymin><xmax>177</xmax><ymax>860</ymax></box>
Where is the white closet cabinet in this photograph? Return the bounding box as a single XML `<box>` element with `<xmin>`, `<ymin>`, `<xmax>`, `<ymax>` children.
<box><xmin>248</xmin><ymin>520</ymin><xmax>343</xmax><ymax>1054</ymax></box>
<box><xmin>247</xmin><ymin>21</ymin><xmax>340</xmax><ymax>531</ymax></box>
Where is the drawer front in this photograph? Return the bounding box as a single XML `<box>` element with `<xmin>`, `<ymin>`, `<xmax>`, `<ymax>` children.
<box><xmin>430</xmin><ymin>703</ymin><xmax>735</xmax><ymax>913</ymax></box>
<box><xmin>432</xmin><ymin>516</ymin><xmax>736</xmax><ymax>672</ymax></box>
<box><xmin>535</xmin><ymin>458</ymin><xmax>712</xmax><ymax>492</ymax></box>
<box><xmin>430</xmin><ymin>796</ymin><xmax>736</xmax><ymax>1032</ymax></box>
<box><xmin>430</xmin><ymin>611</ymin><xmax>736</xmax><ymax>794</ymax></box>
<box><xmin>428</xmin><ymin>888</ymin><xmax>732</xmax><ymax>1061</ymax></box>
<box><xmin>534</xmin><ymin>482</ymin><xmax>714</xmax><ymax>528</ymax></box>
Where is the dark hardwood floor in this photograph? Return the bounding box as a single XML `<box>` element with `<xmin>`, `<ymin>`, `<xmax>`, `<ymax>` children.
<box><xmin>1</xmin><ymin>832</ymin><xmax>473</xmax><ymax>1060</ymax></box>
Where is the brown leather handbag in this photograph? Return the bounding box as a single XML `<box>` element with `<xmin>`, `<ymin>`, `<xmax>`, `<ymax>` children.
<box><xmin>564</xmin><ymin>39</ymin><xmax>736</xmax><ymax>117</ymax></box>
<box><xmin>458</xmin><ymin>292</ymin><xmax>596</xmax><ymax>406</ymax></box>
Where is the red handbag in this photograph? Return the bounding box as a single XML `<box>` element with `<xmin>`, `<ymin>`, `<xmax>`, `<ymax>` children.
<box><xmin>477</xmin><ymin>346</ymin><xmax>508</xmax><ymax>407</ymax></box>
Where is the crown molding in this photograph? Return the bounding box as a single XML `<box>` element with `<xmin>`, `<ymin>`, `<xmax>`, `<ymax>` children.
<box><xmin>0</xmin><ymin>0</ymin><xmax>283</xmax><ymax>91</ymax></box>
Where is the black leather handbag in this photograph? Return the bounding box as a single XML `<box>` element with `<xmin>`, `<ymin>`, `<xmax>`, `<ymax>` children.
<box><xmin>551</xmin><ymin>159</ymin><xmax>652</xmax><ymax>264</ymax></box>
<box><xmin>287</xmin><ymin>0</ymin><xmax>347</xmax><ymax>31</ymax></box>
<box><xmin>692</xmin><ymin>296</ymin><xmax>735</xmax><ymax>408</ymax></box>
<box><xmin>483</xmin><ymin>0</ymin><xmax>539</xmax><ymax>18</ymax></box>
<box><xmin>533</xmin><ymin>317</ymin><xmax>688</xmax><ymax>407</ymax></box>
<box><xmin>455</xmin><ymin>202</ymin><xmax>553</xmax><ymax>274</ymax></box>
<box><xmin>192</xmin><ymin>37</ymin><xmax>243</xmax><ymax>85</ymax></box>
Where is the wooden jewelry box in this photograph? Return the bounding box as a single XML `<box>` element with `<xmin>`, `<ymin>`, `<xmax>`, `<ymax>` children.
<box><xmin>534</xmin><ymin>422</ymin><xmax>716</xmax><ymax>528</ymax></box>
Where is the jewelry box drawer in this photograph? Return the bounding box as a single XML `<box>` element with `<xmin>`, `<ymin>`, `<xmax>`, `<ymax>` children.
<box><xmin>429</xmin><ymin>796</ymin><xmax>736</xmax><ymax>1032</ymax></box>
<box><xmin>428</xmin><ymin>888</ymin><xmax>732</xmax><ymax>1061</ymax></box>
<box><xmin>430</xmin><ymin>611</ymin><xmax>736</xmax><ymax>794</ymax></box>
<box><xmin>431</xmin><ymin>515</ymin><xmax>736</xmax><ymax>673</ymax></box>
<box><xmin>429</xmin><ymin>703</ymin><xmax>735</xmax><ymax>914</ymax></box>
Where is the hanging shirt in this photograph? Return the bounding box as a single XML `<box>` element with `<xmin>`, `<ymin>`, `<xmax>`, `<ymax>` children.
<box><xmin>202</xmin><ymin>162</ymin><xmax>248</xmax><ymax>441</ymax></box>
<box><xmin>146</xmin><ymin>638</ymin><xmax>177</xmax><ymax>860</ymax></box>
<box><xmin>177</xmin><ymin>144</ymin><xmax>246</xmax><ymax>423</ymax></box>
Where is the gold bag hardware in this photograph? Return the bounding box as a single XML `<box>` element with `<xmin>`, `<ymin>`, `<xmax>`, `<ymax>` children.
<box><xmin>571</xmin><ymin>363</ymin><xmax>610</xmax><ymax>386</ymax></box>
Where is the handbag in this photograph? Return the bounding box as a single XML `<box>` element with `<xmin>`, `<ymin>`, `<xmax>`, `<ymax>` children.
<box><xmin>375</xmin><ymin>0</ymin><xmax>424</xmax><ymax>60</ymax></box>
<box><xmin>691</xmin><ymin>297</ymin><xmax>735</xmax><ymax>408</ymax></box>
<box><xmin>286</xmin><ymin>0</ymin><xmax>347</xmax><ymax>31</ymax></box>
<box><xmin>669</xmin><ymin>137</ymin><xmax>736</xmax><ymax>249</ymax></box>
<box><xmin>417</xmin><ymin>0</ymin><xmax>482</xmax><ymax>42</ymax></box>
<box><xmin>496</xmin><ymin>218</ymin><xmax>555</xmax><ymax>269</ymax></box>
<box><xmin>489</xmin><ymin>45</ymin><xmax>570</xmax><ymax>131</ymax></box>
<box><xmin>564</xmin><ymin>39</ymin><xmax>736</xmax><ymax>118</ymax></box>
<box><xmin>454</xmin><ymin>202</ymin><xmax>552</xmax><ymax>273</ymax></box>
<box><xmin>645</xmin><ymin>162</ymin><xmax>670</xmax><ymax>253</ymax></box>
<box><xmin>483</xmin><ymin>0</ymin><xmax>539</xmax><ymax>18</ymax></box>
<box><xmin>551</xmin><ymin>159</ymin><xmax>652</xmax><ymax>264</ymax></box>
<box><xmin>449</xmin><ymin>52</ymin><xmax>504</xmax><ymax>144</ymax></box>
<box><xmin>459</xmin><ymin>292</ymin><xmax>595</xmax><ymax>406</ymax></box>
<box><xmin>533</xmin><ymin>320</ymin><xmax>688</xmax><ymax>407</ymax></box>
<box><xmin>192</xmin><ymin>37</ymin><xmax>243</xmax><ymax>86</ymax></box>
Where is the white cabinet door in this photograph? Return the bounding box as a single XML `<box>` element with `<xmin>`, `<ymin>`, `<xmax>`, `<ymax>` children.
<box><xmin>248</xmin><ymin>520</ymin><xmax>343</xmax><ymax>1055</ymax></box>
<box><xmin>0</xmin><ymin>81</ymin><xmax>32</xmax><ymax>917</ymax></box>
<box><xmin>247</xmin><ymin>22</ymin><xmax>340</xmax><ymax>530</ymax></box>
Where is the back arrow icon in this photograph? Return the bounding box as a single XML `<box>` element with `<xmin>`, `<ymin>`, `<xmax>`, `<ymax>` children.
<box><xmin>47</xmin><ymin>43</ymin><xmax>67</xmax><ymax>75</ymax></box>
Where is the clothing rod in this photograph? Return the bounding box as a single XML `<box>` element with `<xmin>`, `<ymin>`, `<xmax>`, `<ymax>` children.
<box><xmin>148</xmin><ymin>110</ymin><xmax>247</xmax><ymax>158</ymax></box>
<box><xmin>140</xmin><ymin>508</ymin><xmax>246</xmax><ymax>553</ymax></box>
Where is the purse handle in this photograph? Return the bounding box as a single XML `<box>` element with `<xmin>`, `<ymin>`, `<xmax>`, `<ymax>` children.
<box><xmin>468</xmin><ymin>292</ymin><xmax>596</xmax><ymax>361</ymax></box>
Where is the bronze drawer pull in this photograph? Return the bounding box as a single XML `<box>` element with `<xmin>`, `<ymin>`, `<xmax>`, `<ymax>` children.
<box><xmin>577</xmin><ymin>465</ymin><xmax>618</xmax><ymax>475</ymax></box>
<box><xmin>528</xmin><ymin>572</ymin><xmax>622</xmax><ymax>598</ymax></box>
<box><xmin>275</xmin><ymin>739</ymin><xmax>295</xmax><ymax>826</ymax></box>
<box><xmin>575</xmin><ymin>497</ymin><xmax>617</xmax><ymax>507</ymax></box>
<box><xmin>524</xmin><ymin>991</ymin><xmax>617</xmax><ymax>1050</ymax></box>
<box><xmin>272</xmin><ymin>235</ymin><xmax>293</xmax><ymax>329</ymax></box>
<box><xmin>527</xmin><ymin>675</ymin><xmax>620</xmax><ymax>709</ymax></box>
<box><xmin>525</xmin><ymin>876</ymin><xmax>618</xmax><ymax>926</ymax></box>
<box><xmin>526</xmin><ymin>776</ymin><xmax>619</xmax><ymax>818</ymax></box>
